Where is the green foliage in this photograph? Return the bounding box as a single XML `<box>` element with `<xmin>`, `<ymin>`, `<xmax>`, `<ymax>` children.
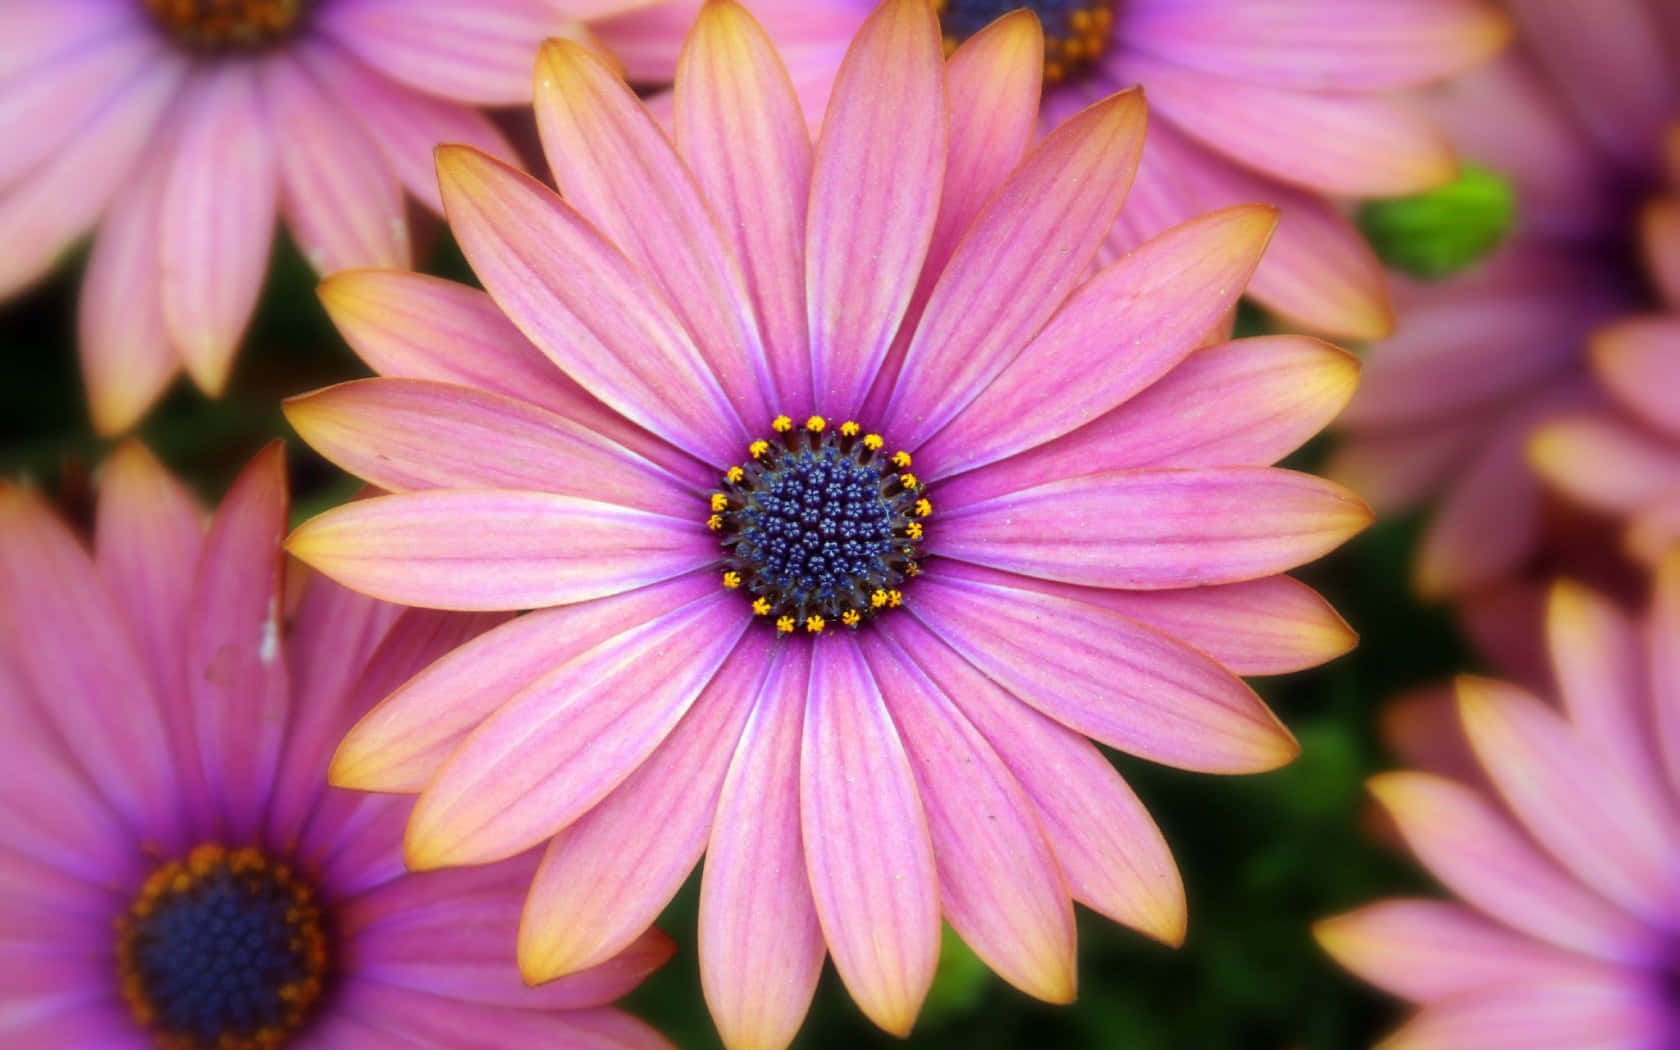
<box><xmin>1357</xmin><ymin>166</ymin><xmax>1516</xmax><ymax>279</ymax></box>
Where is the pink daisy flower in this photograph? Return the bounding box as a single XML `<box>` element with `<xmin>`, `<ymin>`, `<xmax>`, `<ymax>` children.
<box><xmin>1330</xmin><ymin>1</ymin><xmax>1680</xmax><ymax>600</ymax></box>
<box><xmin>0</xmin><ymin>0</ymin><xmax>656</xmax><ymax>434</ymax></box>
<box><xmin>1316</xmin><ymin>562</ymin><xmax>1680</xmax><ymax>1050</ymax></box>
<box><xmin>591</xmin><ymin>0</ymin><xmax>1510</xmax><ymax>342</ymax></box>
<box><xmin>0</xmin><ymin>443</ymin><xmax>674</xmax><ymax>1050</ymax></box>
<box><xmin>285</xmin><ymin>2</ymin><xmax>1370</xmax><ymax>1045</ymax></box>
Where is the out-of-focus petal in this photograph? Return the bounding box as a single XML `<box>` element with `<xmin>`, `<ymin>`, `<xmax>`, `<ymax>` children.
<box><xmin>1530</xmin><ymin>411</ymin><xmax>1680</xmax><ymax>515</ymax></box>
<box><xmin>1375</xmin><ymin>977</ymin><xmax>1668</xmax><ymax>1050</ymax></box>
<box><xmin>1589</xmin><ymin>315</ymin><xmax>1680</xmax><ymax>438</ymax></box>
<box><xmin>1653</xmin><ymin>551</ymin><xmax>1680</xmax><ymax>796</ymax></box>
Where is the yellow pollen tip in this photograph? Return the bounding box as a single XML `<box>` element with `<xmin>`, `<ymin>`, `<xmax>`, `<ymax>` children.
<box><xmin>726</xmin><ymin>466</ymin><xmax>745</xmax><ymax>483</ymax></box>
<box><xmin>899</xmin><ymin>473</ymin><xmax>919</xmax><ymax>489</ymax></box>
<box><xmin>748</xmin><ymin>439</ymin><xmax>770</xmax><ymax>459</ymax></box>
<box><xmin>915</xmin><ymin>498</ymin><xmax>933</xmax><ymax>517</ymax></box>
<box><xmin>752</xmin><ymin>597</ymin><xmax>772</xmax><ymax>616</ymax></box>
<box><xmin>840</xmin><ymin>421</ymin><xmax>860</xmax><ymax>436</ymax></box>
<box><xmin>771</xmin><ymin>415</ymin><xmax>794</xmax><ymax>432</ymax></box>
<box><xmin>805</xmin><ymin>616</ymin><xmax>826</xmax><ymax>633</ymax></box>
<box><xmin>776</xmin><ymin>616</ymin><xmax>796</xmax><ymax>633</ymax></box>
<box><xmin>710</xmin><ymin>493</ymin><xmax>730</xmax><ymax>512</ymax></box>
<box><xmin>863</xmin><ymin>434</ymin><xmax>884</xmax><ymax>450</ymax></box>
<box><xmin>906</xmin><ymin>562</ymin><xmax>921</xmax><ymax>577</ymax></box>
<box><xmin>892</xmin><ymin>451</ymin><xmax>912</xmax><ymax>469</ymax></box>
<box><xmin>906</xmin><ymin>522</ymin><xmax>924</xmax><ymax>540</ymax></box>
<box><xmin>841</xmin><ymin>610</ymin><xmax>861</xmax><ymax>627</ymax></box>
<box><xmin>707</xmin><ymin>514</ymin><xmax>723</xmax><ymax>531</ymax></box>
<box><xmin>722</xmin><ymin>571</ymin><xmax>742</xmax><ymax>590</ymax></box>
<box><xmin>871</xmin><ymin>590</ymin><xmax>889</xmax><ymax>609</ymax></box>
<box><xmin>805</xmin><ymin>415</ymin><xmax>827</xmax><ymax>433</ymax></box>
<box><xmin>887</xmin><ymin>589</ymin><xmax>903</xmax><ymax>608</ymax></box>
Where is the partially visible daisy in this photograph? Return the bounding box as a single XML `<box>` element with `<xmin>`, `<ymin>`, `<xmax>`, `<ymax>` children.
<box><xmin>0</xmin><ymin>443</ymin><xmax>673</xmax><ymax>1050</ymax></box>
<box><xmin>1331</xmin><ymin>2</ymin><xmax>1680</xmax><ymax>599</ymax></box>
<box><xmin>1530</xmin><ymin>183</ymin><xmax>1680</xmax><ymax>566</ymax></box>
<box><xmin>284</xmin><ymin>3</ymin><xmax>1369</xmax><ymax>1047</ymax></box>
<box><xmin>1317</xmin><ymin>562</ymin><xmax>1680</xmax><ymax>1050</ymax></box>
<box><xmin>0</xmin><ymin>0</ymin><xmax>658</xmax><ymax>433</ymax></box>
<box><xmin>591</xmin><ymin>0</ymin><xmax>1509</xmax><ymax>341</ymax></box>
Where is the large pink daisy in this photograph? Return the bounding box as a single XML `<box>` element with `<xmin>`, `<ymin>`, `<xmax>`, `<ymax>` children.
<box><xmin>285</xmin><ymin>2</ymin><xmax>1370</xmax><ymax>1046</ymax></box>
<box><xmin>1330</xmin><ymin>0</ymin><xmax>1680</xmax><ymax>600</ymax></box>
<box><xmin>0</xmin><ymin>0</ymin><xmax>655</xmax><ymax>434</ymax></box>
<box><xmin>590</xmin><ymin>0</ymin><xmax>1509</xmax><ymax>341</ymax></box>
<box><xmin>1317</xmin><ymin>562</ymin><xmax>1680</xmax><ymax>1050</ymax></box>
<box><xmin>0</xmin><ymin>443</ymin><xmax>675</xmax><ymax>1049</ymax></box>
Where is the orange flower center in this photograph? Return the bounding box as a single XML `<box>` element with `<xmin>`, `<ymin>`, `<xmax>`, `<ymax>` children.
<box><xmin>143</xmin><ymin>0</ymin><xmax>310</xmax><ymax>51</ymax></box>
<box><xmin>934</xmin><ymin>0</ymin><xmax>1117</xmax><ymax>86</ymax></box>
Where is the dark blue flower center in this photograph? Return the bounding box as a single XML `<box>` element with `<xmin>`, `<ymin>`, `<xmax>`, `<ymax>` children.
<box><xmin>118</xmin><ymin>844</ymin><xmax>329</xmax><ymax>1050</ymax></box>
<box><xmin>935</xmin><ymin>0</ymin><xmax>1117</xmax><ymax>85</ymax></box>
<box><xmin>711</xmin><ymin>416</ymin><xmax>929</xmax><ymax>633</ymax></box>
<box><xmin>142</xmin><ymin>0</ymin><xmax>310</xmax><ymax>51</ymax></box>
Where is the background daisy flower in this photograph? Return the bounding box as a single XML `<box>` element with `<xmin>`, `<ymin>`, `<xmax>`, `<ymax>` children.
<box><xmin>1330</xmin><ymin>0</ymin><xmax>1680</xmax><ymax>601</ymax></box>
<box><xmin>0</xmin><ymin>0</ymin><xmax>656</xmax><ymax>434</ymax></box>
<box><xmin>592</xmin><ymin>0</ymin><xmax>1509</xmax><ymax>342</ymax></box>
<box><xmin>285</xmin><ymin>2</ymin><xmax>1369</xmax><ymax>1046</ymax></box>
<box><xmin>0</xmin><ymin>443</ymin><xmax>674</xmax><ymax>1050</ymax></box>
<box><xmin>1316</xmin><ymin>562</ymin><xmax>1680</xmax><ymax>1050</ymax></box>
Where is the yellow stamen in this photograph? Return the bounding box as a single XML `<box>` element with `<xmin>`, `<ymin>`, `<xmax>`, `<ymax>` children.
<box><xmin>805</xmin><ymin>415</ymin><xmax>826</xmax><ymax>433</ymax></box>
<box><xmin>707</xmin><ymin>514</ymin><xmax>723</xmax><ymax>531</ymax></box>
<box><xmin>776</xmin><ymin>616</ymin><xmax>796</xmax><ymax>634</ymax></box>
<box><xmin>906</xmin><ymin>522</ymin><xmax>924</xmax><ymax>540</ymax></box>
<box><xmin>748</xmin><ymin>439</ymin><xmax>770</xmax><ymax>459</ymax></box>
<box><xmin>915</xmin><ymin>498</ymin><xmax>933</xmax><ymax>518</ymax></box>
<box><xmin>899</xmin><ymin>472</ymin><xmax>919</xmax><ymax>489</ymax></box>
<box><xmin>892</xmin><ymin>451</ymin><xmax>912</xmax><ymax>469</ymax></box>
<box><xmin>863</xmin><ymin>434</ymin><xmax>884</xmax><ymax>451</ymax></box>
<box><xmin>840</xmin><ymin>420</ymin><xmax>861</xmax><ymax>436</ymax></box>
<box><xmin>841</xmin><ymin>610</ymin><xmax>861</xmax><ymax>627</ymax></box>
<box><xmin>722</xmin><ymin>571</ymin><xmax>742</xmax><ymax>590</ymax></box>
<box><xmin>870</xmin><ymin>590</ymin><xmax>889</xmax><ymax>609</ymax></box>
<box><xmin>726</xmin><ymin>466</ymin><xmax>745</xmax><ymax>483</ymax></box>
<box><xmin>805</xmin><ymin>615</ymin><xmax>826</xmax><ymax>633</ymax></box>
<box><xmin>710</xmin><ymin>493</ymin><xmax>730</xmax><ymax>512</ymax></box>
<box><xmin>887</xmin><ymin>589</ymin><xmax>903</xmax><ymax>608</ymax></box>
<box><xmin>772</xmin><ymin>415</ymin><xmax>794</xmax><ymax>432</ymax></box>
<box><xmin>752</xmin><ymin>597</ymin><xmax>772</xmax><ymax>616</ymax></box>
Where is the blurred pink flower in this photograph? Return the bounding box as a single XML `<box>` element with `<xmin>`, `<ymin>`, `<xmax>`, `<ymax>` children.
<box><xmin>0</xmin><ymin>0</ymin><xmax>653</xmax><ymax>433</ymax></box>
<box><xmin>284</xmin><ymin>3</ymin><xmax>1369</xmax><ymax>1045</ymax></box>
<box><xmin>0</xmin><ymin>443</ymin><xmax>673</xmax><ymax>1050</ymax></box>
<box><xmin>1331</xmin><ymin>1</ymin><xmax>1680</xmax><ymax>599</ymax></box>
<box><xmin>1318</xmin><ymin>563</ymin><xmax>1680</xmax><ymax>1050</ymax></box>
<box><xmin>596</xmin><ymin>0</ymin><xmax>1509</xmax><ymax>342</ymax></box>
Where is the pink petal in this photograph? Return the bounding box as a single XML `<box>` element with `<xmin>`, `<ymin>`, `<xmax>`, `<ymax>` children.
<box><xmin>436</xmin><ymin>145</ymin><xmax>747</xmax><ymax>465</ymax></box>
<box><xmin>884</xmin><ymin>90</ymin><xmax>1148</xmax><ymax>450</ymax></box>
<box><xmin>268</xmin><ymin>49</ymin><xmax>410</xmax><ymax>275</ymax></box>
<box><xmin>1642</xmin><ymin>199</ymin><xmax>1680</xmax><ymax>309</ymax></box>
<box><xmin>805</xmin><ymin>0</ymin><xmax>946</xmax><ymax>417</ymax></box>
<box><xmin>1122</xmin><ymin>0</ymin><xmax>1511</xmax><ymax>90</ymax></box>
<box><xmin>535</xmin><ymin>37</ymin><xmax>772</xmax><ymax>428</ymax></box>
<box><xmin>331</xmin><ymin>979</ymin><xmax>674</xmax><ymax>1050</ymax></box>
<box><xmin>1589</xmin><ymin>315</ymin><xmax>1680</xmax><ymax>438</ymax></box>
<box><xmin>1316</xmin><ymin>899</ymin><xmax>1612</xmax><ymax>1004</ymax></box>
<box><xmin>1027</xmin><ymin>575</ymin><xmax>1356</xmax><ymax>676</ymax></box>
<box><xmin>1529</xmin><ymin>410</ymin><xmax>1680</xmax><ymax>515</ymax></box>
<box><xmin>674</xmin><ymin>0</ymin><xmax>815</xmax><ymax>414</ymax></box>
<box><xmin>700</xmin><ymin>643</ymin><xmax>826</xmax><ymax>1050</ymax></box>
<box><xmin>1116</xmin><ymin>52</ymin><xmax>1454</xmax><ymax>196</ymax></box>
<box><xmin>285</xmin><ymin>379</ymin><xmax>697</xmax><ymax>514</ymax></box>
<box><xmin>1369</xmin><ymin>771</ymin><xmax>1652</xmax><ymax>961</ymax></box>
<box><xmin>286</xmin><ymin>490</ymin><xmax>713</xmax><ymax>611</ymax></box>
<box><xmin>801</xmin><ymin>636</ymin><xmax>939</xmax><ymax>1036</ymax></box>
<box><xmin>939</xmin><ymin>334</ymin><xmax>1358</xmax><ymax>507</ymax></box>
<box><xmin>1377</xmin><ymin>977</ymin><xmax>1668</xmax><ymax>1050</ymax></box>
<box><xmin>0</xmin><ymin>53</ymin><xmax>182</xmax><ymax>299</ymax></box>
<box><xmin>1456</xmin><ymin>676</ymin><xmax>1680</xmax><ymax>924</ymax></box>
<box><xmin>160</xmin><ymin>63</ymin><xmax>277</xmax><ymax>394</ymax></box>
<box><xmin>186</xmin><ymin>444</ymin><xmax>290</xmax><ymax>842</ymax></box>
<box><xmin>0</xmin><ymin>29</ymin><xmax>156</xmax><ymax>191</ymax></box>
<box><xmin>404</xmin><ymin>592</ymin><xmax>749</xmax><ymax>868</ymax></box>
<box><xmin>909</xmin><ymin>564</ymin><xmax>1298</xmax><ymax>773</ymax></box>
<box><xmin>518</xmin><ymin>630</ymin><xmax>772</xmax><ymax>980</ymax></box>
<box><xmin>880</xmin><ymin>615</ymin><xmax>1184</xmax><ymax>944</ymax></box>
<box><xmin>77</xmin><ymin>140</ymin><xmax>178</xmax><ymax>435</ymax></box>
<box><xmin>861</xmin><ymin>631</ymin><xmax>1077</xmax><ymax>1003</ymax></box>
<box><xmin>1326</xmin><ymin>418</ymin><xmax>1484</xmax><ymax>516</ymax></box>
<box><xmin>297</xmin><ymin>38</ymin><xmax>518</xmax><ymax>215</ymax></box>
<box><xmin>934</xmin><ymin>467</ymin><xmax>1370</xmax><ymax>589</ymax></box>
<box><xmin>331</xmin><ymin>575</ymin><xmax>718</xmax><ymax>793</ymax></box>
<box><xmin>0</xmin><ymin>0</ymin><xmax>147</xmax><ymax>81</ymax></box>
<box><xmin>315</xmin><ymin>270</ymin><xmax>709</xmax><ymax>486</ymax></box>
<box><xmin>918</xmin><ymin>206</ymin><xmax>1278</xmax><ymax>479</ymax></box>
<box><xmin>0</xmin><ymin>487</ymin><xmax>180</xmax><ymax>849</ymax></box>
<box><xmin>1655</xmin><ymin>550</ymin><xmax>1680</xmax><ymax>797</ymax></box>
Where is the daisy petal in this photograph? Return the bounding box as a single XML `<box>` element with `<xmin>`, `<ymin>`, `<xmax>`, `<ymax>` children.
<box><xmin>536</xmin><ymin>37</ymin><xmax>771</xmax><ymax>426</ymax></box>
<box><xmin>1315</xmin><ymin>899</ymin><xmax>1611</xmax><ymax>1004</ymax></box>
<box><xmin>405</xmin><ymin>592</ymin><xmax>748</xmax><ymax>869</ymax></box>
<box><xmin>801</xmin><ymin>636</ymin><xmax>939</xmax><ymax>1037</ymax></box>
<box><xmin>1655</xmin><ymin>551</ymin><xmax>1680</xmax><ymax>796</ymax></box>
<box><xmin>700</xmin><ymin>644</ymin><xmax>826</xmax><ymax>1050</ymax></box>
<box><xmin>518</xmin><ymin>630</ymin><xmax>772</xmax><ymax>981</ymax></box>
<box><xmin>436</xmin><ymin>145</ymin><xmax>747</xmax><ymax>465</ymax></box>
<box><xmin>882</xmin><ymin>616</ymin><xmax>1184</xmax><ymax>944</ymax></box>
<box><xmin>1376</xmin><ymin>977</ymin><xmax>1667</xmax><ymax>1050</ymax></box>
<box><xmin>159</xmin><ymin>63</ymin><xmax>276</xmax><ymax>394</ymax></box>
<box><xmin>1369</xmin><ymin>771</ymin><xmax>1651</xmax><ymax>960</ymax></box>
<box><xmin>910</xmin><ymin>565</ymin><xmax>1297</xmax><ymax>773</ymax></box>
<box><xmin>1589</xmin><ymin>315</ymin><xmax>1680</xmax><ymax>437</ymax></box>
<box><xmin>675</xmin><ymin>0</ymin><xmax>815</xmax><ymax>414</ymax></box>
<box><xmin>285</xmin><ymin>379</ymin><xmax>694</xmax><ymax>514</ymax></box>
<box><xmin>0</xmin><ymin>30</ymin><xmax>155</xmax><ymax>193</ymax></box>
<box><xmin>1530</xmin><ymin>411</ymin><xmax>1680</xmax><ymax>515</ymax></box>
<box><xmin>862</xmin><ymin>632</ymin><xmax>1077</xmax><ymax>1003</ymax></box>
<box><xmin>806</xmin><ymin>0</ymin><xmax>946</xmax><ymax>416</ymax></box>
<box><xmin>286</xmin><ymin>490</ymin><xmax>712</xmax><ymax>611</ymax></box>
<box><xmin>935</xmin><ymin>467</ymin><xmax>1370</xmax><ymax>589</ymax></box>
<box><xmin>919</xmin><ymin>207</ymin><xmax>1278</xmax><ymax>479</ymax></box>
<box><xmin>886</xmin><ymin>90</ymin><xmax>1148</xmax><ymax>449</ymax></box>
<box><xmin>332</xmin><ymin>576</ymin><xmax>718</xmax><ymax>794</ymax></box>
<box><xmin>1643</xmin><ymin>199</ymin><xmax>1680</xmax><ymax>309</ymax></box>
